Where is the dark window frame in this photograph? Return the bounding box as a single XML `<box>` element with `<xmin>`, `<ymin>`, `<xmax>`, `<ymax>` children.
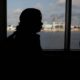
<box><xmin>64</xmin><ymin>0</ymin><xmax>72</xmax><ymax>51</ymax></box>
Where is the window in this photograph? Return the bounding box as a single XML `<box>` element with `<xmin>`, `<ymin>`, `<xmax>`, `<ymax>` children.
<box><xmin>7</xmin><ymin>0</ymin><xmax>65</xmax><ymax>50</ymax></box>
<box><xmin>70</xmin><ymin>0</ymin><xmax>80</xmax><ymax>50</ymax></box>
<box><xmin>1</xmin><ymin>0</ymin><xmax>79</xmax><ymax>53</ymax></box>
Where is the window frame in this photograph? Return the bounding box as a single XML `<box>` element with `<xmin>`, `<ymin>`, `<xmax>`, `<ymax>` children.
<box><xmin>64</xmin><ymin>0</ymin><xmax>72</xmax><ymax>51</ymax></box>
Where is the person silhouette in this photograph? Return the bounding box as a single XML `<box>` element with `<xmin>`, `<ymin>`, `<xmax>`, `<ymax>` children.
<box><xmin>7</xmin><ymin>8</ymin><xmax>43</xmax><ymax>56</ymax></box>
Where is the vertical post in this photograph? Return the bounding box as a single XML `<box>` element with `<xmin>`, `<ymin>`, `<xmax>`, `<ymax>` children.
<box><xmin>0</xmin><ymin>0</ymin><xmax>7</xmax><ymax>40</ymax></box>
<box><xmin>64</xmin><ymin>0</ymin><xmax>72</xmax><ymax>51</ymax></box>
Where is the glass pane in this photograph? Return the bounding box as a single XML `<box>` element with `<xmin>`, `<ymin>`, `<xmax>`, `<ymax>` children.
<box><xmin>71</xmin><ymin>0</ymin><xmax>80</xmax><ymax>50</ymax></box>
<box><xmin>7</xmin><ymin>0</ymin><xmax>65</xmax><ymax>49</ymax></box>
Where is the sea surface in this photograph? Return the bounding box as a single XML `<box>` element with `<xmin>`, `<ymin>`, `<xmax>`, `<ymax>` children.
<box><xmin>7</xmin><ymin>31</ymin><xmax>80</xmax><ymax>50</ymax></box>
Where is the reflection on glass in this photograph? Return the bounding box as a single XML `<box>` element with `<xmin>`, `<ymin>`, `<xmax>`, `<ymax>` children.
<box><xmin>7</xmin><ymin>0</ymin><xmax>65</xmax><ymax>49</ymax></box>
<box><xmin>71</xmin><ymin>0</ymin><xmax>80</xmax><ymax>49</ymax></box>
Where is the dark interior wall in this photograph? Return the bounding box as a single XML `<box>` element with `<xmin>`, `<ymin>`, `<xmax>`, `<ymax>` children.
<box><xmin>0</xmin><ymin>0</ymin><xmax>7</xmax><ymax>40</ymax></box>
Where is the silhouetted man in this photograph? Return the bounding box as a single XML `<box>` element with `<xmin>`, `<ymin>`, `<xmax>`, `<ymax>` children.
<box><xmin>7</xmin><ymin>8</ymin><xmax>43</xmax><ymax>56</ymax></box>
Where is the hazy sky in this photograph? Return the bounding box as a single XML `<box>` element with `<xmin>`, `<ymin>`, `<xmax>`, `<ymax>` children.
<box><xmin>7</xmin><ymin>0</ymin><xmax>80</xmax><ymax>26</ymax></box>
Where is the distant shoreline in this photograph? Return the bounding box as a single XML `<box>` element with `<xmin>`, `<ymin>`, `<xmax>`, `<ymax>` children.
<box><xmin>41</xmin><ymin>30</ymin><xmax>80</xmax><ymax>32</ymax></box>
<box><xmin>7</xmin><ymin>29</ymin><xmax>80</xmax><ymax>32</ymax></box>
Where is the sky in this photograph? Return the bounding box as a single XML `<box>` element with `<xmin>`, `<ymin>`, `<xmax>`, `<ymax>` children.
<box><xmin>7</xmin><ymin>0</ymin><xmax>80</xmax><ymax>26</ymax></box>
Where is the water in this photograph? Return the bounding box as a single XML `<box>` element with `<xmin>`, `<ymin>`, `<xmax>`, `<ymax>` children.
<box><xmin>39</xmin><ymin>32</ymin><xmax>80</xmax><ymax>49</ymax></box>
<box><xmin>7</xmin><ymin>31</ymin><xmax>80</xmax><ymax>50</ymax></box>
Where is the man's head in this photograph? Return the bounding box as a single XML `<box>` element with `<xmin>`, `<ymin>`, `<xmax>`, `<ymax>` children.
<box><xmin>17</xmin><ymin>8</ymin><xmax>43</xmax><ymax>33</ymax></box>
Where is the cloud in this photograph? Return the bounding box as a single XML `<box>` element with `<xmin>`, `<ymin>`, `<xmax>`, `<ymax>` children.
<box><xmin>13</xmin><ymin>8</ymin><xmax>23</xmax><ymax>14</ymax></box>
<box><xmin>33</xmin><ymin>3</ymin><xmax>44</xmax><ymax>11</ymax></box>
<box><xmin>7</xmin><ymin>0</ymin><xmax>80</xmax><ymax>25</ymax></box>
<box><xmin>7</xmin><ymin>8</ymin><xmax>23</xmax><ymax>26</ymax></box>
<box><xmin>72</xmin><ymin>0</ymin><xmax>80</xmax><ymax>7</ymax></box>
<box><xmin>7</xmin><ymin>14</ymin><xmax>19</xmax><ymax>26</ymax></box>
<box><xmin>58</xmin><ymin>0</ymin><xmax>80</xmax><ymax>7</ymax></box>
<box><xmin>58</xmin><ymin>0</ymin><xmax>65</xmax><ymax>4</ymax></box>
